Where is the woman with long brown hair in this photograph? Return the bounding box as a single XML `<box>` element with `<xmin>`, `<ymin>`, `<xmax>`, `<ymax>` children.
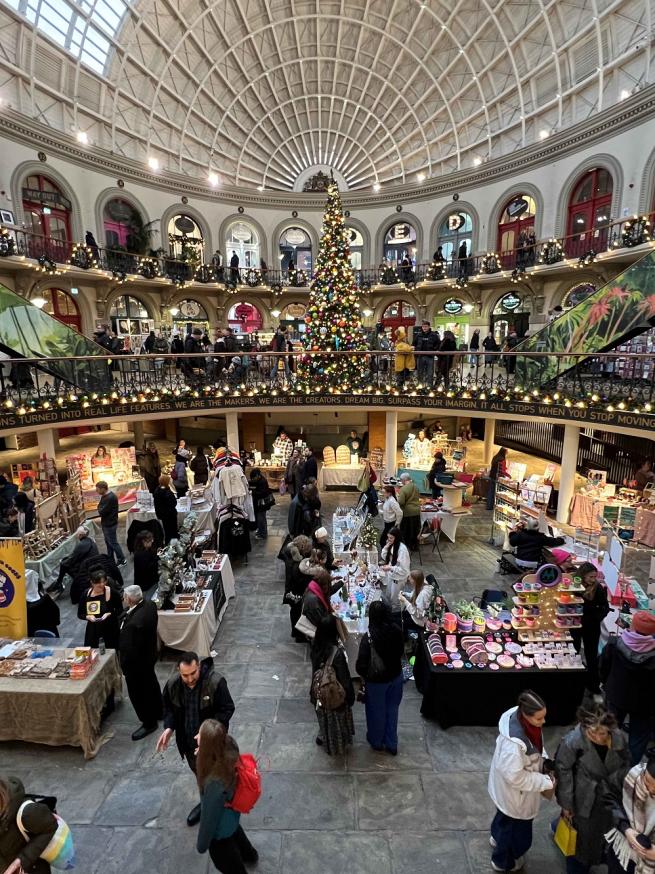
<box><xmin>195</xmin><ymin>719</ymin><xmax>258</xmax><ymax>874</ymax></box>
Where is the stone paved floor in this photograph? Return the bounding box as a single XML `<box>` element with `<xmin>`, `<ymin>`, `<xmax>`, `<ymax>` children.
<box><xmin>3</xmin><ymin>492</ymin><xmax>624</xmax><ymax>874</ymax></box>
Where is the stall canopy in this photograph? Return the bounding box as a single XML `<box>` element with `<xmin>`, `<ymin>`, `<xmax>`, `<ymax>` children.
<box><xmin>0</xmin><ymin>284</ymin><xmax>111</xmax><ymax>392</ymax></box>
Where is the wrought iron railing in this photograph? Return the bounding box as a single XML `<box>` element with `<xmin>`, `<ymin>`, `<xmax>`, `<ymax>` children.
<box><xmin>0</xmin><ymin>212</ymin><xmax>653</xmax><ymax>292</ymax></box>
<box><xmin>1</xmin><ymin>352</ymin><xmax>653</xmax><ymax>427</ymax></box>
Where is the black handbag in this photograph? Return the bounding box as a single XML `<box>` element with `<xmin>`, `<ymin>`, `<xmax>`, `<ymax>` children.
<box><xmin>261</xmin><ymin>492</ymin><xmax>276</xmax><ymax>511</ymax></box>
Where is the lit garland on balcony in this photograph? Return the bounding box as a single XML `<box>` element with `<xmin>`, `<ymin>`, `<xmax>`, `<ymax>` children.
<box><xmin>618</xmin><ymin>216</ymin><xmax>652</xmax><ymax>248</ymax></box>
<box><xmin>379</xmin><ymin>265</ymin><xmax>400</xmax><ymax>285</ymax></box>
<box><xmin>287</xmin><ymin>268</ymin><xmax>308</xmax><ymax>288</ymax></box>
<box><xmin>538</xmin><ymin>238</ymin><xmax>565</xmax><ymax>265</ymax></box>
<box><xmin>426</xmin><ymin>260</ymin><xmax>446</xmax><ymax>281</ymax></box>
<box><xmin>0</xmin><ymin>227</ymin><xmax>16</xmax><ymax>257</ymax></box>
<box><xmin>270</xmin><ymin>281</ymin><xmax>284</xmax><ymax>297</ymax></box>
<box><xmin>171</xmin><ymin>277</ymin><xmax>190</xmax><ymax>290</ymax></box>
<box><xmin>574</xmin><ymin>250</ymin><xmax>597</xmax><ymax>268</ymax></box>
<box><xmin>510</xmin><ymin>267</ymin><xmax>527</xmax><ymax>284</ymax></box>
<box><xmin>34</xmin><ymin>255</ymin><xmax>64</xmax><ymax>276</ymax></box>
<box><xmin>452</xmin><ymin>275</ymin><xmax>468</xmax><ymax>290</ymax></box>
<box><xmin>68</xmin><ymin>243</ymin><xmax>98</xmax><ymax>270</ymax></box>
<box><xmin>137</xmin><ymin>257</ymin><xmax>161</xmax><ymax>279</ymax></box>
<box><xmin>194</xmin><ymin>264</ymin><xmax>215</xmax><ymax>284</ymax></box>
<box><xmin>479</xmin><ymin>252</ymin><xmax>502</xmax><ymax>274</ymax></box>
<box><xmin>112</xmin><ymin>270</ymin><xmax>128</xmax><ymax>284</ymax></box>
<box><xmin>244</xmin><ymin>268</ymin><xmax>262</xmax><ymax>288</ymax></box>
<box><xmin>8</xmin><ymin>379</ymin><xmax>652</xmax><ymax>421</ymax></box>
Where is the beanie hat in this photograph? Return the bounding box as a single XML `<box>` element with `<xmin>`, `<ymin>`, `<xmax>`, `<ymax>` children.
<box><xmin>314</xmin><ymin>527</ymin><xmax>328</xmax><ymax>541</ymax></box>
<box><xmin>632</xmin><ymin>610</ymin><xmax>655</xmax><ymax>636</ymax></box>
<box><xmin>551</xmin><ymin>548</ymin><xmax>572</xmax><ymax>565</ymax></box>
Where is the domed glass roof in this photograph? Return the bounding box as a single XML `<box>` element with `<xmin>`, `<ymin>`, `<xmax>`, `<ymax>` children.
<box><xmin>0</xmin><ymin>0</ymin><xmax>651</xmax><ymax>190</ymax></box>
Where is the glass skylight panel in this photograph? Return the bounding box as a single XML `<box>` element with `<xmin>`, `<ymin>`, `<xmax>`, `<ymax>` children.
<box><xmin>2</xmin><ymin>0</ymin><xmax>130</xmax><ymax>74</ymax></box>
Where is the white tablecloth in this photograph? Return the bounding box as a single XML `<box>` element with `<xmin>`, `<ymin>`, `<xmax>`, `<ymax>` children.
<box><xmin>339</xmin><ymin>616</ymin><xmax>368</xmax><ymax>676</ymax></box>
<box><xmin>26</xmin><ymin>521</ymin><xmax>95</xmax><ymax>584</ymax></box>
<box><xmin>319</xmin><ymin>464</ymin><xmax>364</xmax><ymax>489</ymax></box>
<box><xmin>419</xmin><ymin>510</ymin><xmax>471</xmax><ymax>543</ymax></box>
<box><xmin>157</xmin><ymin>555</ymin><xmax>236</xmax><ymax>656</ymax></box>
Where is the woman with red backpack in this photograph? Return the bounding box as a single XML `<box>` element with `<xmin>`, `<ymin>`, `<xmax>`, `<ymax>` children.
<box><xmin>195</xmin><ymin>719</ymin><xmax>259</xmax><ymax>874</ymax></box>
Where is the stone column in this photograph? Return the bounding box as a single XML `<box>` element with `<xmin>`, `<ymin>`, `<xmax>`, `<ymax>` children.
<box><xmin>483</xmin><ymin>418</ymin><xmax>496</xmax><ymax>466</ymax></box>
<box><xmin>226</xmin><ymin>411</ymin><xmax>240</xmax><ymax>454</ymax></box>
<box><xmin>132</xmin><ymin>421</ymin><xmax>145</xmax><ymax>449</ymax></box>
<box><xmin>556</xmin><ymin>424</ymin><xmax>580</xmax><ymax>524</ymax></box>
<box><xmin>37</xmin><ymin>428</ymin><xmax>59</xmax><ymax>458</ymax></box>
<box><xmin>385</xmin><ymin>410</ymin><xmax>397</xmax><ymax>477</ymax></box>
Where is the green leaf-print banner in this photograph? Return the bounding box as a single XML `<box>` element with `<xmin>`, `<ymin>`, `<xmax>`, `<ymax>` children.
<box><xmin>0</xmin><ymin>284</ymin><xmax>111</xmax><ymax>391</ymax></box>
<box><xmin>515</xmin><ymin>249</ymin><xmax>655</xmax><ymax>384</ymax></box>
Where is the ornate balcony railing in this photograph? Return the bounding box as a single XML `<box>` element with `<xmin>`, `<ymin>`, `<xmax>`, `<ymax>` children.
<box><xmin>0</xmin><ymin>211</ymin><xmax>653</xmax><ymax>293</ymax></box>
<box><xmin>1</xmin><ymin>351</ymin><xmax>654</xmax><ymax>434</ymax></box>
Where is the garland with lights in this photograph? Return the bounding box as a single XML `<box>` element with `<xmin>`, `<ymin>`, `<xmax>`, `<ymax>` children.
<box><xmin>244</xmin><ymin>268</ymin><xmax>262</xmax><ymax>288</ymax></box>
<box><xmin>479</xmin><ymin>253</ymin><xmax>502</xmax><ymax>274</ymax></box>
<box><xmin>270</xmin><ymin>281</ymin><xmax>284</xmax><ymax>297</ymax></box>
<box><xmin>575</xmin><ymin>250</ymin><xmax>597</xmax><ymax>269</ymax></box>
<box><xmin>379</xmin><ymin>265</ymin><xmax>400</xmax><ymax>285</ymax></box>
<box><xmin>510</xmin><ymin>267</ymin><xmax>527</xmax><ymax>284</ymax></box>
<box><xmin>112</xmin><ymin>270</ymin><xmax>128</xmax><ymax>284</ymax></box>
<box><xmin>68</xmin><ymin>243</ymin><xmax>98</xmax><ymax>270</ymax></box>
<box><xmin>453</xmin><ymin>275</ymin><xmax>468</xmax><ymax>290</ymax></box>
<box><xmin>0</xmin><ymin>227</ymin><xmax>16</xmax><ymax>257</ymax></box>
<box><xmin>138</xmin><ymin>257</ymin><xmax>161</xmax><ymax>279</ymax></box>
<box><xmin>287</xmin><ymin>269</ymin><xmax>308</xmax><ymax>288</ymax></box>
<box><xmin>620</xmin><ymin>217</ymin><xmax>651</xmax><ymax>248</ymax></box>
<box><xmin>34</xmin><ymin>255</ymin><xmax>63</xmax><ymax>276</ymax></box>
<box><xmin>296</xmin><ymin>182</ymin><xmax>369</xmax><ymax>391</ymax></box>
<box><xmin>426</xmin><ymin>260</ymin><xmax>446</xmax><ymax>281</ymax></box>
<box><xmin>194</xmin><ymin>264</ymin><xmax>214</xmax><ymax>284</ymax></box>
<box><xmin>538</xmin><ymin>239</ymin><xmax>565</xmax><ymax>265</ymax></box>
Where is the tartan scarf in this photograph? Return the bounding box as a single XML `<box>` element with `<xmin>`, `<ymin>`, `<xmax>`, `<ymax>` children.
<box><xmin>605</xmin><ymin>764</ymin><xmax>655</xmax><ymax>874</ymax></box>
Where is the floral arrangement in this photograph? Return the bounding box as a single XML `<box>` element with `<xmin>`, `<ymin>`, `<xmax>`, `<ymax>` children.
<box><xmin>154</xmin><ymin>512</ymin><xmax>197</xmax><ymax>609</ymax></box>
<box><xmin>358</xmin><ymin>515</ymin><xmax>378</xmax><ymax>549</ymax></box>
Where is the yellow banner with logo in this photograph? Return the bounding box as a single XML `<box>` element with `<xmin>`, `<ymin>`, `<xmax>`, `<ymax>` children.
<box><xmin>0</xmin><ymin>537</ymin><xmax>27</xmax><ymax>639</ymax></box>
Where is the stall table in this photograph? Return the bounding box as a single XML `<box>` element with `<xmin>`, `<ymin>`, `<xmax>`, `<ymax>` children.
<box><xmin>413</xmin><ymin>633</ymin><xmax>587</xmax><ymax>728</ymax></box>
<box><xmin>319</xmin><ymin>463</ymin><xmax>364</xmax><ymax>489</ymax></box>
<box><xmin>124</xmin><ymin>499</ymin><xmax>216</xmax><ymax>539</ymax></box>
<box><xmin>25</xmin><ymin>521</ymin><xmax>95</xmax><ymax>585</ymax></box>
<box><xmin>157</xmin><ymin>555</ymin><xmax>235</xmax><ymax>656</ymax></box>
<box><xmin>0</xmin><ymin>650</ymin><xmax>122</xmax><ymax>758</ymax></box>
<box><xmin>247</xmin><ymin>465</ymin><xmax>286</xmax><ymax>490</ymax></box>
<box><xmin>419</xmin><ymin>509</ymin><xmax>471</xmax><ymax>543</ymax></box>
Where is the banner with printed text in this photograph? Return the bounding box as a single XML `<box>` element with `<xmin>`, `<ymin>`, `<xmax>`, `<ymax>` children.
<box><xmin>0</xmin><ymin>537</ymin><xmax>27</xmax><ymax>639</ymax></box>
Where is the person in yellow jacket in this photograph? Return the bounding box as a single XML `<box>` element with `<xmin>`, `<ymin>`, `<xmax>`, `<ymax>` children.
<box><xmin>394</xmin><ymin>326</ymin><xmax>415</xmax><ymax>387</ymax></box>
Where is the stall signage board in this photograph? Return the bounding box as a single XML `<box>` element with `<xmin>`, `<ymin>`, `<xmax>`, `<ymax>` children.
<box><xmin>444</xmin><ymin>299</ymin><xmax>463</xmax><ymax>315</ymax></box>
<box><xmin>501</xmin><ymin>293</ymin><xmax>522</xmax><ymax>311</ymax></box>
<box><xmin>0</xmin><ymin>538</ymin><xmax>27</xmax><ymax>639</ymax></box>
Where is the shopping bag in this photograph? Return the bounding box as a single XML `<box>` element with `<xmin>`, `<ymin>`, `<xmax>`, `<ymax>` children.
<box><xmin>357</xmin><ymin>467</ymin><xmax>370</xmax><ymax>492</ymax></box>
<box><xmin>554</xmin><ymin>816</ymin><xmax>577</xmax><ymax>856</ymax></box>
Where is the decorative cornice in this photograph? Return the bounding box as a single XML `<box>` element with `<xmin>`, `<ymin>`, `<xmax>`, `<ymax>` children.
<box><xmin>0</xmin><ymin>87</ymin><xmax>654</xmax><ymax>212</ymax></box>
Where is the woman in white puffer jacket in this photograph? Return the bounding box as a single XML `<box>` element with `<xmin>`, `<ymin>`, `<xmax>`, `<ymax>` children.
<box><xmin>487</xmin><ymin>690</ymin><xmax>556</xmax><ymax>872</ymax></box>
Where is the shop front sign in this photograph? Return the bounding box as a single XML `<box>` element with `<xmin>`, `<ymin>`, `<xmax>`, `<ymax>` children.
<box><xmin>501</xmin><ymin>293</ymin><xmax>522</xmax><ymax>311</ymax></box>
<box><xmin>443</xmin><ymin>298</ymin><xmax>464</xmax><ymax>315</ymax></box>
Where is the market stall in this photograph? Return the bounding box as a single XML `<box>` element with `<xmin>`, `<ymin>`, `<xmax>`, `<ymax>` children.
<box><xmin>0</xmin><ymin>640</ymin><xmax>122</xmax><ymax>758</ymax></box>
<box><xmin>419</xmin><ymin>500</ymin><xmax>471</xmax><ymax>543</ymax></box>
<box><xmin>124</xmin><ymin>487</ymin><xmax>216</xmax><ymax>540</ymax></box>
<box><xmin>157</xmin><ymin>552</ymin><xmax>235</xmax><ymax>657</ymax></box>
<box><xmin>414</xmin><ymin>568</ymin><xmax>588</xmax><ymax>727</ymax></box>
<box><xmin>319</xmin><ymin>461</ymin><xmax>365</xmax><ymax>489</ymax></box>
<box><xmin>67</xmin><ymin>447</ymin><xmax>142</xmax><ymax>514</ymax></box>
<box><xmin>330</xmin><ymin>563</ymin><xmax>382</xmax><ymax>675</ymax></box>
<box><xmin>25</xmin><ymin>520</ymin><xmax>95</xmax><ymax>585</ymax></box>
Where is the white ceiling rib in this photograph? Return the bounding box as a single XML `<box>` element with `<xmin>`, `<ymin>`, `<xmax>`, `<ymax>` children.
<box><xmin>0</xmin><ymin>0</ymin><xmax>651</xmax><ymax>190</ymax></box>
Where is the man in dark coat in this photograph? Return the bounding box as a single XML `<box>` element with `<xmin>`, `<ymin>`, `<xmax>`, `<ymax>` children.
<box><xmin>414</xmin><ymin>320</ymin><xmax>439</xmax><ymax>385</ymax></box>
<box><xmin>302</xmin><ymin>446</ymin><xmax>318</xmax><ymax>484</ymax></box>
<box><xmin>157</xmin><ymin>652</ymin><xmax>235</xmax><ymax>825</ymax></box>
<box><xmin>48</xmin><ymin>525</ymin><xmax>99</xmax><ymax>594</ymax></box>
<box><xmin>183</xmin><ymin>328</ymin><xmax>204</xmax><ymax>378</ymax></box>
<box><xmin>119</xmin><ymin>585</ymin><xmax>162</xmax><ymax>741</ymax></box>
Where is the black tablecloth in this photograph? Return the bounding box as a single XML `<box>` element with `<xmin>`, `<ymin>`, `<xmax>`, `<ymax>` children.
<box><xmin>414</xmin><ymin>633</ymin><xmax>588</xmax><ymax>729</ymax></box>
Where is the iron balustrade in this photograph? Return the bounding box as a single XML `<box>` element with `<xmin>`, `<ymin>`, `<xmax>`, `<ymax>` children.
<box><xmin>1</xmin><ymin>352</ymin><xmax>654</xmax><ymax>424</ymax></box>
<box><xmin>1</xmin><ymin>211</ymin><xmax>653</xmax><ymax>290</ymax></box>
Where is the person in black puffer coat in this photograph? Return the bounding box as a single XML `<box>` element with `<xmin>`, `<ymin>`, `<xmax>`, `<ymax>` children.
<box><xmin>0</xmin><ymin>776</ymin><xmax>57</xmax><ymax>874</ymax></box>
<box><xmin>189</xmin><ymin>447</ymin><xmax>210</xmax><ymax>486</ymax></box>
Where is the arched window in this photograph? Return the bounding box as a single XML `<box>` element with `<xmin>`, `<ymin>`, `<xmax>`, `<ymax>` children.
<box><xmin>497</xmin><ymin>194</ymin><xmax>537</xmax><ymax>268</ymax></box>
<box><xmin>566</xmin><ymin>169</ymin><xmax>613</xmax><ymax>259</ymax></box>
<box><xmin>381</xmin><ymin>300</ymin><xmax>416</xmax><ymax>337</ymax></box>
<box><xmin>103</xmin><ymin>199</ymin><xmax>144</xmax><ymax>252</ymax></box>
<box><xmin>22</xmin><ymin>174</ymin><xmax>72</xmax><ymax>261</ymax></box>
<box><xmin>227</xmin><ymin>302</ymin><xmax>263</xmax><ymax>334</ymax></box>
<box><xmin>563</xmin><ymin>283</ymin><xmax>596</xmax><ymax>309</ymax></box>
<box><xmin>278</xmin><ymin>227</ymin><xmax>312</xmax><ymax>274</ymax></box>
<box><xmin>168</xmin><ymin>214</ymin><xmax>205</xmax><ymax>264</ymax></box>
<box><xmin>383</xmin><ymin>222</ymin><xmax>417</xmax><ymax>267</ymax></box>
<box><xmin>109</xmin><ymin>295</ymin><xmax>153</xmax><ymax>349</ymax></box>
<box><xmin>170</xmin><ymin>299</ymin><xmax>209</xmax><ymax>336</ymax></box>
<box><xmin>346</xmin><ymin>226</ymin><xmax>364</xmax><ymax>270</ymax></box>
<box><xmin>435</xmin><ymin>211</ymin><xmax>473</xmax><ymax>264</ymax></box>
<box><xmin>40</xmin><ymin>288</ymin><xmax>82</xmax><ymax>332</ymax></box>
<box><xmin>226</xmin><ymin>221</ymin><xmax>260</xmax><ymax>270</ymax></box>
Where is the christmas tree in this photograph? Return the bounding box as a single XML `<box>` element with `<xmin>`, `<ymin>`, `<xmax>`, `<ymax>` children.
<box><xmin>296</xmin><ymin>182</ymin><xmax>369</xmax><ymax>390</ymax></box>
